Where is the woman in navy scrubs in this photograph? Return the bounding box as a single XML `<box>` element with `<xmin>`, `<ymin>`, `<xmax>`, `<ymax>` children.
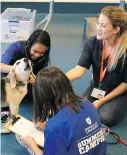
<box><xmin>1</xmin><ymin>29</ymin><xmax>51</xmax><ymax>100</ymax></box>
<box><xmin>21</xmin><ymin>67</ymin><xmax>107</xmax><ymax>155</ymax></box>
<box><xmin>0</xmin><ymin>29</ymin><xmax>51</xmax><ymax>133</ymax></box>
<box><xmin>66</xmin><ymin>6</ymin><xmax>127</xmax><ymax>127</ymax></box>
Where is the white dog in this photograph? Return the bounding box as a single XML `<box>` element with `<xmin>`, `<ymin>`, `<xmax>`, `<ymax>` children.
<box><xmin>1</xmin><ymin>58</ymin><xmax>35</xmax><ymax>133</ymax></box>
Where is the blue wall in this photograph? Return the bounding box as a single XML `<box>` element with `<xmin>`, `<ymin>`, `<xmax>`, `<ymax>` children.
<box><xmin>1</xmin><ymin>2</ymin><xmax>127</xmax><ymax>14</ymax></box>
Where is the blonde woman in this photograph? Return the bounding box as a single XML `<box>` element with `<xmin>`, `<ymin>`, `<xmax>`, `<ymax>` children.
<box><xmin>66</xmin><ymin>6</ymin><xmax>127</xmax><ymax>127</ymax></box>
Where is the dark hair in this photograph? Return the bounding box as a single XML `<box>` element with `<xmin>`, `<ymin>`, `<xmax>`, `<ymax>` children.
<box><xmin>33</xmin><ymin>67</ymin><xmax>83</xmax><ymax>122</ymax></box>
<box><xmin>25</xmin><ymin>29</ymin><xmax>51</xmax><ymax>65</ymax></box>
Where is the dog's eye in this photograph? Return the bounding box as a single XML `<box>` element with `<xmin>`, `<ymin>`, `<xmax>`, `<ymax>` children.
<box><xmin>16</xmin><ymin>62</ymin><xmax>21</xmax><ymax>65</ymax></box>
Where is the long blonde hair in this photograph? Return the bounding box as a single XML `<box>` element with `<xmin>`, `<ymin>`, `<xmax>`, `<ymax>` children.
<box><xmin>101</xmin><ymin>6</ymin><xmax>127</xmax><ymax>70</ymax></box>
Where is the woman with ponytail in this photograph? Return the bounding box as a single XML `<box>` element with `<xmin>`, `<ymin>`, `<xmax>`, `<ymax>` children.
<box><xmin>66</xmin><ymin>6</ymin><xmax>127</xmax><ymax>127</ymax></box>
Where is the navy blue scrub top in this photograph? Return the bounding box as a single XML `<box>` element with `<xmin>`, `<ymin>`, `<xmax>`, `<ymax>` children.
<box><xmin>1</xmin><ymin>41</ymin><xmax>48</xmax><ymax>75</ymax></box>
<box><xmin>78</xmin><ymin>36</ymin><xmax>127</xmax><ymax>95</ymax></box>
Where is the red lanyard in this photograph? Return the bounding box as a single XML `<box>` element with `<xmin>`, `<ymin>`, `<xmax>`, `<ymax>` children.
<box><xmin>103</xmin><ymin>125</ymin><xmax>127</xmax><ymax>146</ymax></box>
<box><xmin>99</xmin><ymin>40</ymin><xmax>118</xmax><ymax>88</ymax></box>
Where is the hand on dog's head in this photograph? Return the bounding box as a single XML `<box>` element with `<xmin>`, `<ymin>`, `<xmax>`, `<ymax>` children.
<box><xmin>8</xmin><ymin>58</ymin><xmax>33</xmax><ymax>88</ymax></box>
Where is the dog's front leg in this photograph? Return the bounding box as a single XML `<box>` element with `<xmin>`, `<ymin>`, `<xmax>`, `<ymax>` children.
<box><xmin>1</xmin><ymin>102</ymin><xmax>9</xmax><ymax>108</ymax></box>
<box><xmin>9</xmin><ymin>102</ymin><xmax>20</xmax><ymax>116</ymax></box>
<box><xmin>7</xmin><ymin>85</ymin><xmax>28</xmax><ymax>116</ymax></box>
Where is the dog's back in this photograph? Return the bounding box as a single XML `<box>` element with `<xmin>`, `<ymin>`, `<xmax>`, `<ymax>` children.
<box><xmin>1</xmin><ymin>78</ymin><xmax>6</xmax><ymax>104</ymax></box>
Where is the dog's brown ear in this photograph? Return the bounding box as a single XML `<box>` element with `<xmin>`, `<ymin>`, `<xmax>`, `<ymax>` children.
<box><xmin>30</xmin><ymin>71</ymin><xmax>36</xmax><ymax>78</ymax></box>
<box><xmin>9</xmin><ymin>69</ymin><xmax>17</xmax><ymax>88</ymax></box>
<box><xmin>29</xmin><ymin>71</ymin><xmax>36</xmax><ymax>84</ymax></box>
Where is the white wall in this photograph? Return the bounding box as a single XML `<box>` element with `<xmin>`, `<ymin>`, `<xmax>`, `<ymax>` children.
<box><xmin>1</xmin><ymin>0</ymin><xmax>127</xmax><ymax>3</ymax></box>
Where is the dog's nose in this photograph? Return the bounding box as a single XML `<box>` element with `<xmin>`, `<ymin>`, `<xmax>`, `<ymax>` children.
<box><xmin>24</xmin><ymin>58</ymin><xmax>29</xmax><ymax>63</ymax></box>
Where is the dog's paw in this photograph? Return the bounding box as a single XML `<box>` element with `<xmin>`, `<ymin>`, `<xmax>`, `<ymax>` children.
<box><xmin>1</xmin><ymin>120</ymin><xmax>12</xmax><ymax>134</ymax></box>
<box><xmin>4</xmin><ymin>119</ymin><xmax>13</xmax><ymax>128</ymax></box>
<box><xmin>0</xmin><ymin>128</ymin><xmax>11</xmax><ymax>134</ymax></box>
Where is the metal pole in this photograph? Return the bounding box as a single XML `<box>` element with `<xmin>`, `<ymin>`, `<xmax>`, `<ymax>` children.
<box><xmin>119</xmin><ymin>0</ymin><xmax>125</xmax><ymax>9</ymax></box>
<box><xmin>36</xmin><ymin>0</ymin><xmax>54</xmax><ymax>30</ymax></box>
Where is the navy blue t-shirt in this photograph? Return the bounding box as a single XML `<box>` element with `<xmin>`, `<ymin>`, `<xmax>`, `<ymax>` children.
<box><xmin>43</xmin><ymin>100</ymin><xmax>107</xmax><ymax>155</ymax></box>
<box><xmin>1</xmin><ymin>42</ymin><xmax>25</xmax><ymax>65</ymax></box>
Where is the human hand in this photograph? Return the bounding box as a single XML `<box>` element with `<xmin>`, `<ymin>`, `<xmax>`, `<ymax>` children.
<box><xmin>20</xmin><ymin>135</ymin><xmax>37</xmax><ymax>148</ymax></box>
<box><xmin>93</xmin><ymin>100</ymin><xmax>103</xmax><ymax>109</ymax></box>
<box><xmin>34</xmin><ymin>121</ymin><xmax>46</xmax><ymax>130</ymax></box>
<box><xmin>20</xmin><ymin>135</ymin><xmax>42</xmax><ymax>155</ymax></box>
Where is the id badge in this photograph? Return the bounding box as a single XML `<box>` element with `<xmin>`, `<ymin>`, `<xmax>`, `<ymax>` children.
<box><xmin>91</xmin><ymin>88</ymin><xmax>106</xmax><ymax>99</ymax></box>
